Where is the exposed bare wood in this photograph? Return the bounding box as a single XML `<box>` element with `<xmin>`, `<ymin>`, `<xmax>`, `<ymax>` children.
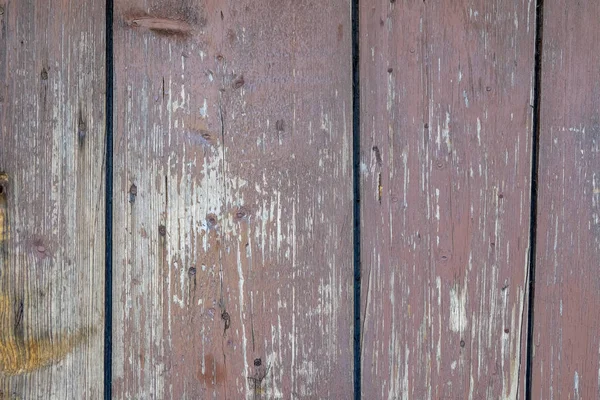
<box><xmin>531</xmin><ymin>2</ymin><xmax>600</xmax><ymax>398</ymax></box>
<box><xmin>360</xmin><ymin>1</ymin><xmax>536</xmax><ymax>398</ymax></box>
<box><xmin>112</xmin><ymin>1</ymin><xmax>353</xmax><ymax>398</ymax></box>
<box><xmin>0</xmin><ymin>0</ymin><xmax>106</xmax><ymax>398</ymax></box>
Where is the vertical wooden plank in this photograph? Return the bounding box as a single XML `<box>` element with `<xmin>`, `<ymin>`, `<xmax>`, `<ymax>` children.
<box><xmin>360</xmin><ymin>1</ymin><xmax>536</xmax><ymax>398</ymax></box>
<box><xmin>0</xmin><ymin>0</ymin><xmax>105</xmax><ymax>398</ymax></box>
<box><xmin>112</xmin><ymin>1</ymin><xmax>353</xmax><ymax>398</ymax></box>
<box><xmin>532</xmin><ymin>2</ymin><xmax>600</xmax><ymax>398</ymax></box>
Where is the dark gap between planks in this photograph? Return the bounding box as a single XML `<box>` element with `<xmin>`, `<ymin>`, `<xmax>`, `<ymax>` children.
<box><xmin>525</xmin><ymin>1</ymin><xmax>544</xmax><ymax>399</ymax></box>
<box><xmin>352</xmin><ymin>0</ymin><xmax>361</xmax><ymax>398</ymax></box>
<box><xmin>104</xmin><ymin>0</ymin><xmax>114</xmax><ymax>398</ymax></box>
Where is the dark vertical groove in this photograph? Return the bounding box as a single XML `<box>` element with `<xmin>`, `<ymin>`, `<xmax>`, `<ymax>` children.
<box><xmin>525</xmin><ymin>1</ymin><xmax>544</xmax><ymax>399</ymax></box>
<box><xmin>351</xmin><ymin>0</ymin><xmax>361</xmax><ymax>398</ymax></box>
<box><xmin>104</xmin><ymin>0</ymin><xmax>114</xmax><ymax>398</ymax></box>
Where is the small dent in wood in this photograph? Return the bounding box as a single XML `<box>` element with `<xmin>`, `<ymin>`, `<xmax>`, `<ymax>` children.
<box><xmin>372</xmin><ymin>146</ymin><xmax>382</xmax><ymax>166</ymax></box>
<box><xmin>232</xmin><ymin>74</ymin><xmax>245</xmax><ymax>89</ymax></box>
<box><xmin>275</xmin><ymin>119</ymin><xmax>285</xmax><ymax>133</ymax></box>
<box><xmin>234</xmin><ymin>206</ymin><xmax>250</xmax><ymax>222</ymax></box>
<box><xmin>221</xmin><ymin>311</ymin><xmax>231</xmax><ymax>335</ymax></box>
<box><xmin>377</xmin><ymin>173</ymin><xmax>383</xmax><ymax>204</ymax></box>
<box><xmin>206</xmin><ymin>214</ymin><xmax>218</xmax><ymax>229</ymax></box>
<box><xmin>0</xmin><ymin>172</ymin><xmax>9</xmax><ymax>243</ymax></box>
<box><xmin>40</xmin><ymin>68</ymin><xmax>48</xmax><ymax>81</ymax></box>
<box><xmin>77</xmin><ymin>111</ymin><xmax>87</xmax><ymax>145</ymax></box>
<box><xmin>129</xmin><ymin>183</ymin><xmax>137</xmax><ymax>203</ymax></box>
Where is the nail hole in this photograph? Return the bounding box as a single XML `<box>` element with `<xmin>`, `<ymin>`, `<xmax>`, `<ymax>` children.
<box><xmin>188</xmin><ymin>267</ymin><xmax>196</xmax><ymax>276</ymax></box>
<box><xmin>158</xmin><ymin>225</ymin><xmax>167</xmax><ymax>236</ymax></box>
<box><xmin>276</xmin><ymin>119</ymin><xmax>285</xmax><ymax>132</ymax></box>
<box><xmin>41</xmin><ymin>68</ymin><xmax>48</xmax><ymax>81</ymax></box>
<box><xmin>254</xmin><ymin>358</ymin><xmax>262</xmax><ymax>366</ymax></box>
<box><xmin>234</xmin><ymin>206</ymin><xmax>249</xmax><ymax>221</ymax></box>
<box><xmin>206</xmin><ymin>214</ymin><xmax>218</xmax><ymax>227</ymax></box>
<box><xmin>460</xmin><ymin>340</ymin><xmax>465</xmax><ymax>348</ymax></box>
<box><xmin>232</xmin><ymin>74</ymin><xmax>245</xmax><ymax>89</ymax></box>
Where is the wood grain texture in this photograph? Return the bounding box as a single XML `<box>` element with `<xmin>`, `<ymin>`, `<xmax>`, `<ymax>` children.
<box><xmin>112</xmin><ymin>1</ymin><xmax>353</xmax><ymax>398</ymax></box>
<box><xmin>360</xmin><ymin>1</ymin><xmax>536</xmax><ymax>398</ymax></box>
<box><xmin>0</xmin><ymin>0</ymin><xmax>105</xmax><ymax>398</ymax></box>
<box><xmin>531</xmin><ymin>2</ymin><xmax>600</xmax><ymax>398</ymax></box>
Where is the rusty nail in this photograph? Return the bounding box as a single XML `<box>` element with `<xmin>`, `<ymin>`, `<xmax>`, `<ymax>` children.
<box><xmin>504</xmin><ymin>328</ymin><xmax>510</xmax><ymax>334</ymax></box>
<box><xmin>188</xmin><ymin>267</ymin><xmax>196</xmax><ymax>276</ymax></box>
<box><xmin>387</xmin><ymin>67</ymin><xmax>393</xmax><ymax>73</ymax></box>
<box><xmin>254</xmin><ymin>358</ymin><xmax>262</xmax><ymax>366</ymax></box>
<box><xmin>424</xmin><ymin>123</ymin><xmax>429</xmax><ymax>129</ymax></box>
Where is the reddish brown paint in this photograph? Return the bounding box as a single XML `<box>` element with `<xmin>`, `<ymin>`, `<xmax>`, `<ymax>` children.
<box><xmin>532</xmin><ymin>2</ymin><xmax>600</xmax><ymax>398</ymax></box>
<box><xmin>0</xmin><ymin>0</ymin><xmax>105</xmax><ymax>397</ymax></box>
<box><xmin>112</xmin><ymin>0</ymin><xmax>353</xmax><ymax>398</ymax></box>
<box><xmin>360</xmin><ymin>1</ymin><xmax>536</xmax><ymax>398</ymax></box>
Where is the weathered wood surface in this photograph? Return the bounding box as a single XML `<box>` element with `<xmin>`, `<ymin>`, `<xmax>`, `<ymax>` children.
<box><xmin>0</xmin><ymin>0</ymin><xmax>106</xmax><ymax>398</ymax></box>
<box><xmin>531</xmin><ymin>2</ymin><xmax>600</xmax><ymax>398</ymax></box>
<box><xmin>360</xmin><ymin>1</ymin><xmax>536</xmax><ymax>398</ymax></box>
<box><xmin>112</xmin><ymin>1</ymin><xmax>353</xmax><ymax>398</ymax></box>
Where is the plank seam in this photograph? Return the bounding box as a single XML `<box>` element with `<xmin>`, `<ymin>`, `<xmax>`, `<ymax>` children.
<box><xmin>525</xmin><ymin>1</ymin><xmax>544</xmax><ymax>399</ymax></box>
<box><xmin>104</xmin><ymin>0</ymin><xmax>114</xmax><ymax>398</ymax></box>
<box><xmin>352</xmin><ymin>0</ymin><xmax>361</xmax><ymax>398</ymax></box>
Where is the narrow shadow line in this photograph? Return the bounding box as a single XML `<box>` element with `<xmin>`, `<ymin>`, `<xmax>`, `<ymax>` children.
<box><xmin>525</xmin><ymin>1</ymin><xmax>544</xmax><ymax>399</ymax></box>
<box><xmin>104</xmin><ymin>0</ymin><xmax>114</xmax><ymax>399</ymax></box>
<box><xmin>352</xmin><ymin>0</ymin><xmax>361</xmax><ymax>399</ymax></box>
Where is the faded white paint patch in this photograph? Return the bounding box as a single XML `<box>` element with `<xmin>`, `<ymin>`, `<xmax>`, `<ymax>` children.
<box><xmin>199</xmin><ymin>98</ymin><xmax>208</xmax><ymax>118</ymax></box>
<box><xmin>449</xmin><ymin>285</ymin><xmax>467</xmax><ymax>333</ymax></box>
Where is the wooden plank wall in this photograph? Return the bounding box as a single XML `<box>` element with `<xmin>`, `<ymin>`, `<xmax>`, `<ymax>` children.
<box><xmin>531</xmin><ymin>2</ymin><xmax>600</xmax><ymax>398</ymax></box>
<box><xmin>359</xmin><ymin>1</ymin><xmax>536</xmax><ymax>398</ymax></box>
<box><xmin>0</xmin><ymin>0</ymin><xmax>106</xmax><ymax>399</ymax></box>
<box><xmin>3</xmin><ymin>1</ymin><xmax>600</xmax><ymax>399</ymax></box>
<box><xmin>111</xmin><ymin>0</ymin><xmax>353</xmax><ymax>399</ymax></box>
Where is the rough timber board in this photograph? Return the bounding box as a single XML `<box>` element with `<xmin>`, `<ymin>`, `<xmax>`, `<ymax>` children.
<box><xmin>531</xmin><ymin>2</ymin><xmax>600</xmax><ymax>398</ymax></box>
<box><xmin>360</xmin><ymin>1</ymin><xmax>536</xmax><ymax>398</ymax></box>
<box><xmin>112</xmin><ymin>1</ymin><xmax>353</xmax><ymax>398</ymax></box>
<box><xmin>0</xmin><ymin>0</ymin><xmax>106</xmax><ymax>398</ymax></box>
